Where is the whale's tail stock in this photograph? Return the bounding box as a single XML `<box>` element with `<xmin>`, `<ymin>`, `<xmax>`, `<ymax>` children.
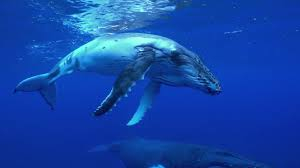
<box><xmin>89</xmin><ymin>141</ymin><xmax>123</xmax><ymax>153</ymax></box>
<box><xmin>14</xmin><ymin>72</ymin><xmax>57</xmax><ymax>110</ymax></box>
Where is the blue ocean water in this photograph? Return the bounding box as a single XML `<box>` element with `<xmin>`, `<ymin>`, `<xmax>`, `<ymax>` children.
<box><xmin>1</xmin><ymin>0</ymin><xmax>300</xmax><ymax>167</ymax></box>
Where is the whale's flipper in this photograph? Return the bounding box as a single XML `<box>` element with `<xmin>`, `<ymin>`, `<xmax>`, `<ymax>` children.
<box><xmin>14</xmin><ymin>73</ymin><xmax>57</xmax><ymax>110</ymax></box>
<box><xmin>93</xmin><ymin>47</ymin><xmax>156</xmax><ymax>116</ymax></box>
<box><xmin>127</xmin><ymin>81</ymin><xmax>161</xmax><ymax>126</ymax></box>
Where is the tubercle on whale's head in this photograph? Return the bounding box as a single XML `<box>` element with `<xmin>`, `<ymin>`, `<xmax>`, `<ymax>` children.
<box><xmin>195</xmin><ymin>63</ymin><xmax>222</xmax><ymax>96</ymax></box>
<box><xmin>174</xmin><ymin>52</ymin><xmax>221</xmax><ymax>96</ymax></box>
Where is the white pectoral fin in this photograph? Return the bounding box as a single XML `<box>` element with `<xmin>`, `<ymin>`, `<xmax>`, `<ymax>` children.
<box><xmin>93</xmin><ymin>47</ymin><xmax>156</xmax><ymax>117</ymax></box>
<box><xmin>127</xmin><ymin>81</ymin><xmax>161</xmax><ymax>126</ymax></box>
<box><xmin>149</xmin><ymin>164</ymin><xmax>166</xmax><ymax>168</ymax></box>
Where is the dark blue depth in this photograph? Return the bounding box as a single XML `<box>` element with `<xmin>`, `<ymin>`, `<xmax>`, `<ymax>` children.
<box><xmin>1</xmin><ymin>0</ymin><xmax>300</xmax><ymax>167</ymax></box>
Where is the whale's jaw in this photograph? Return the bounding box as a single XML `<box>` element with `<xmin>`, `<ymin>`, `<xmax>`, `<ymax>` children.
<box><xmin>148</xmin><ymin>50</ymin><xmax>221</xmax><ymax>95</ymax></box>
<box><xmin>171</xmin><ymin>51</ymin><xmax>221</xmax><ymax>95</ymax></box>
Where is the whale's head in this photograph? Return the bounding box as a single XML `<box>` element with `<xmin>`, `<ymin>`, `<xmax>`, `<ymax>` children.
<box><xmin>170</xmin><ymin>51</ymin><xmax>221</xmax><ymax>95</ymax></box>
<box><xmin>192</xmin><ymin>63</ymin><xmax>221</xmax><ymax>95</ymax></box>
<box><xmin>194</xmin><ymin>148</ymin><xmax>271</xmax><ymax>168</ymax></box>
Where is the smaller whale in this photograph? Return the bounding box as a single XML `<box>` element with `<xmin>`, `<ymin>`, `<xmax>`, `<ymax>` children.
<box><xmin>90</xmin><ymin>138</ymin><xmax>270</xmax><ymax>168</ymax></box>
<box><xmin>14</xmin><ymin>33</ymin><xmax>221</xmax><ymax>125</ymax></box>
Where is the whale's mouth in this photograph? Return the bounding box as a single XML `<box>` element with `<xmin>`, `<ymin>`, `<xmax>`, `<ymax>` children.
<box><xmin>189</xmin><ymin>74</ymin><xmax>221</xmax><ymax>95</ymax></box>
<box><xmin>207</xmin><ymin>87</ymin><xmax>221</xmax><ymax>95</ymax></box>
<box><xmin>190</xmin><ymin>83</ymin><xmax>221</xmax><ymax>95</ymax></box>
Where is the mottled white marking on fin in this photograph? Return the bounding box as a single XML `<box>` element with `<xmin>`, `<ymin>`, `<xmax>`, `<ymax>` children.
<box><xmin>149</xmin><ymin>164</ymin><xmax>165</xmax><ymax>168</ymax></box>
<box><xmin>127</xmin><ymin>81</ymin><xmax>160</xmax><ymax>126</ymax></box>
<box><xmin>93</xmin><ymin>47</ymin><xmax>155</xmax><ymax>116</ymax></box>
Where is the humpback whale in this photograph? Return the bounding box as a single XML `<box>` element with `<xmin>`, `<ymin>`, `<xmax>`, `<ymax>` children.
<box><xmin>15</xmin><ymin>33</ymin><xmax>221</xmax><ymax>125</ymax></box>
<box><xmin>90</xmin><ymin>138</ymin><xmax>270</xmax><ymax>168</ymax></box>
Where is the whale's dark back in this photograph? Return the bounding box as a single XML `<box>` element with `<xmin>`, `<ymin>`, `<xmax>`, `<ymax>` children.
<box><xmin>105</xmin><ymin>138</ymin><xmax>270</xmax><ymax>168</ymax></box>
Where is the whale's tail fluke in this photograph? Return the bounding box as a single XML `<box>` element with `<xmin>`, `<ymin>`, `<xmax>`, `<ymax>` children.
<box><xmin>14</xmin><ymin>73</ymin><xmax>56</xmax><ymax>110</ymax></box>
